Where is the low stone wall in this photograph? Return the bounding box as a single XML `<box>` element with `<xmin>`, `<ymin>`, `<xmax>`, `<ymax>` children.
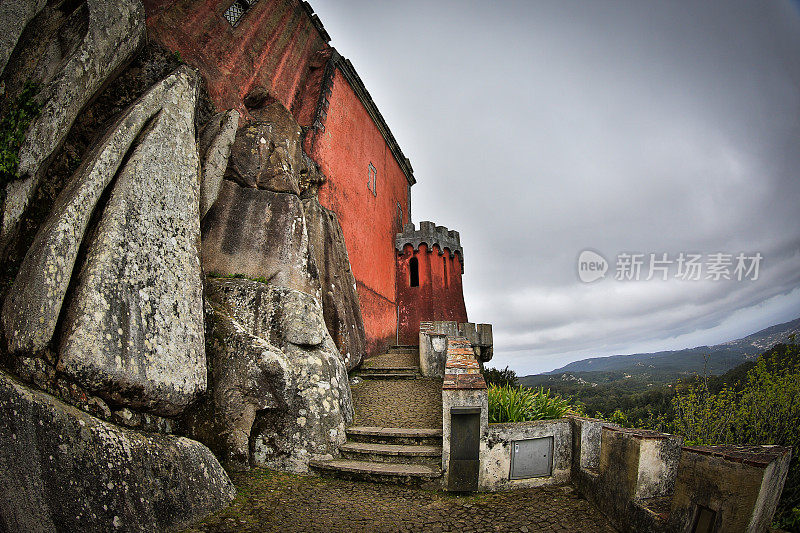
<box><xmin>427</xmin><ymin>321</ymin><xmax>791</xmax><ymax>531</ymax></box>
<box><xmin>569</xmin><ymin>418</ymin><xmax>792</xmax><ymax>533</ymax></box>
<box><xmin>667</xmin><ymin>445</ymin><xmax>791</xmax><ymax>533</ymax></box>
<box><xmin>480</xmin><ymin>418</ymin><xmax>572</xmax><ymax>490</ymax></box>
<box><xmin>441</xmin><ymin>334</ymin><xmax>487</xmax><ymax>491</ymax></box>
<box><xmin>421</xmin><ymin>321</ymin><xmax>493</xmax><ymax>378</ymax></box>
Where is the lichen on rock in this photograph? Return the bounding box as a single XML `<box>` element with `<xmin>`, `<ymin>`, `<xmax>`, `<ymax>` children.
<box><xmin>185</xmin><ymin>278</ymin><xmax>353</xmax><ymax>473</ymax></box>
<box><xmin>0</xmin><ymin>369</ymin><xmax>235</xmax><ymax>532</ymax></box>
<box><xmin>58</xmin><ymin>65</ymin><xmax>206</xmax><ymax>417</ymax></box>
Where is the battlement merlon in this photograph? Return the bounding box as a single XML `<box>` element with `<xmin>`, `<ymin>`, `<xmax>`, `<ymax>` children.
<box><xmin>395</xmin><ymin>221</ymin><xmax>464</xmax><ymax>271</ymax></box>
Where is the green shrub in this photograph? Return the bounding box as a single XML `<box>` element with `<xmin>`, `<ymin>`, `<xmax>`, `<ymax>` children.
<box><xmin>0</xmin><ymin>81</ymin><xmax>42</xmax><ymax>197</ymax></box>
<box><xmin>483</xmin><ymin>365</ymin><xmax>518</xmax><ymax>388</ymax></box>
<box><xmin>667</xmin><ymin>339</ymin><xmax>800</xmax><ymax>530</ymax></box>
<box><xmin>488</xmin><ymin>384</ymin><xmax>571</xmax><ymax>423</ymax></box>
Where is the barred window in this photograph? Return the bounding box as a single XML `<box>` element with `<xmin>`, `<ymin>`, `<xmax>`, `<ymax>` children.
<box><xmin>224</xmin><ymin>0</ymin><xmax>257</xmax><ymax>27</ymax></box>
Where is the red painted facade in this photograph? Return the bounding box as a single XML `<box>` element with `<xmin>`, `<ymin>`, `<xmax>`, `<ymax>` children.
<box><xmin>306</xmin><ymin>67</ymin><xmax>410</xmax><ymax>356</ymax></box>
<box><xmin>145</xmin><ymin>0</ymin><xmax>328</xmax><ymax>122</ymax></box>
<box><xmin>396</xmin><ymin>243</ymin><xmax>468</xmax><ymax>346</ymax></box>
<box><xmin>143</xmin><ymin>0</ymin><xmax>466</xmax><ymax>358</ymax></box>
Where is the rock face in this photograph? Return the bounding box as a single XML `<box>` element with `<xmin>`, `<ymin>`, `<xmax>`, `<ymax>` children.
<box><xmin>3</xmin><ymin>67</ymin><xmax>202</xmax><ymax>356</ymax></box>
<box><xmin>302</xmin><ymin>196</ymin><xmax>366</xmax><ymax>370</ymax></box>
<box><xmin>225</xmin><ymin>103</ymin><xmax>307</xmax><ymax>194</ymax></box>
<box><xmin>0</xmin><ymin>370</ymin><xmax>235</xmax><ymax>533</ymax></box>
<box><xmin>199</xmin><ymin>109</ymin><xmax>240</xmax><ymax>219</ymax></box>
<box><xmin>185</xmin><ymin>278</ymin><xmax>353</xmax><ymax>473</ymax></box>
<box><xmin>58</xmin><ymin>66</ymin><xmax>206</xmax><ymax>417</ymax></box>
<box><xmin>0</xmin><ymin>0</ymin><xmax>48</xmax><ymax>77</ymax></box>
<box><xmin>202</xmin><ymin>175</ymin><xmax>320</xmax><ymax>297</ymax></box>
<box><xmin>1</xmin><ymin>0</ymin><xmax>146</xmax><ymax>246</ymax></box>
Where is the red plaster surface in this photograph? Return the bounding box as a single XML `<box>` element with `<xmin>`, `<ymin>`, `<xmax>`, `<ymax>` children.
<box><xmin>396</xmin><ymin>245</ymin><xmax>468</xmax><ymax>345</ymax></box>
<box><xmin>145</xmin><ymin>0</ymin><xmax>470</xmax><ymax>358</ymax></box>
<box><xmin>307</xmin><ymin>69</ymin><xmax>410</xmax><ymax>356</ymax></box>
<box><xmin>144</xmin><ymin>0</ymin><xmax>327</xmax><ymax>121</ymax></box>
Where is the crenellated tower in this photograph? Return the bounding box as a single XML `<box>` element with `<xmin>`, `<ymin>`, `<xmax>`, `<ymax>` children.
<box><xmin>395</xmin><ymin>221</ymin><xmax>468</xmax><ymax>345</ymax></box>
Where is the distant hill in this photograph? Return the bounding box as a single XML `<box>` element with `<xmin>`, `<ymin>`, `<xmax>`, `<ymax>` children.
<box><xmin>519</xmin><ymin>317</ymin><xmax>800</xmax><ymax>388</ymax></box>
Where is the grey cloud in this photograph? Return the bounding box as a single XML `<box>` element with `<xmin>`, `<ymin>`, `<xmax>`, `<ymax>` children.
<box><xmin>311</xmin><ymin>0</ymin><xmax>800</xmax><ymax>375</ymax></box>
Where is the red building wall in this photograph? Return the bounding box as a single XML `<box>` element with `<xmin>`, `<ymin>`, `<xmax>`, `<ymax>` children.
<box><xmin>306</xmin><ymin>67</ymin><xmax>411</xmax><ymax>356</ymax></box>
<box><xmin>144</xmin><ymin>1</ymin><xmax>436</xmax><ymax>358</ymax></box>
<box><xmin>144</xmin><ymin>0</ymin><xmax>328</xmax><ymax>122</ymax></box>
<box><xmin>396</xmin><ymin>238</ymin><xmax>468</xmax><ymax>346</ymax></box>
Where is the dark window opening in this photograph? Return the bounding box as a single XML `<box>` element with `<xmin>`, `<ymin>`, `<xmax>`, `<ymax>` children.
<box><xmin>367</xmin><ymin>162</ymin><xmax>377</xmax><ymax>196</ymax></box>
<box><xmin>224</xmin><ymin>0</ymin><xmax>257</xmax><ymax>27</ymax></box>
<box><xmin>410</xmin><ymin>257</ymin><xmax>419</xmax><ymax>287</ymax></box>
<box><xmin>691</xmin><ymin>505</ymin><xmax>717</xmax><ymax>533</ymax></box>
<box><xmin>443</xmin><ymin>256</ymin><xmax>449</xmax><ymax>287</ymax></box>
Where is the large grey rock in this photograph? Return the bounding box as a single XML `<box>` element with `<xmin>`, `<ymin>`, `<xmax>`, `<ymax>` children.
<box><xmin>0</xmin><ymin>370</ymin><xmax>235</xmax><ymax>533</ymax></box>
<box><xmin>199</xmin><ymin>109</ymin><xmax>239</xmax><ymax>219</ymax></box>
<box><xmin>302</xmin><ymin>196</ymin><xmax>366</xmax><ymax>370</ymax></box>
<box><xmin>3</xmin><ymin>67</ymin><xmax>200</xmax><ymax>356</ymax></box>
<box><xmin>201</xmin><ymin>179</ymin><xmax>320</xmax><ymax>297</ymax></box>
<box><xmin>191</xmin><ymin>278</ymin><xmax>353</xmax><ymax>473</ymax></box>
<box><xmin>184</xmin><ymin>299</ymin><xmax>291</xmax><ymax>472</ymax></box>
<box><xmin>1</xmin><ymin>0</ymin><xmax>145</xmax><ymax>245</ymax></box>
<box><xmin>226</xmin><ymin>103</ymin><xmax>309</xmax><ymax>194</ymax></box>
<box><xmin>59</xmin><ymin>66</ymin><xmax>205</xmax><ymax>417</ymax></box>
<box><xmin>0</xmin><ymin>0</ymin><xmax>48</xmax><ymax>77</ymax></box>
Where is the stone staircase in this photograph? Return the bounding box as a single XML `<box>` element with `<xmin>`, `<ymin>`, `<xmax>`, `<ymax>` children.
<box><xmin>309</xmin><ymin>346</ymin><xmax>444</xmax><ymax>487</ymax></box>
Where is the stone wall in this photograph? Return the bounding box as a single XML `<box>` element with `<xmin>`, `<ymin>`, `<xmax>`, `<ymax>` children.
<box><xmin>426</xmin><ymin>323</ymin><xmax>790</xmax><ymax>531</ymax></box>
<box><xmin>481</xmin><ymin>419</ymin><xmax>573</xmax><ymax>490</ymax></box>
<box><xmin>420</xmin><ymin>321</ymin><xmax>493</xmax><ymax>378</ymax></box>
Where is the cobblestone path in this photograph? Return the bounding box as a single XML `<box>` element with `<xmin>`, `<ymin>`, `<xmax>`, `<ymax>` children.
<box><xmin>183</xmin><ymin>469</ymin><xmax>618</xmax><ymax>533</ymax></box>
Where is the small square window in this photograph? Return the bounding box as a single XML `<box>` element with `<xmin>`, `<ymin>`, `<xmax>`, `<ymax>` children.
<box><xmin>224</xmin><ymin>0</ymin><xmax>257</xmax><ymax>27</ymax></box>
<box><xmin>367</xmin><ymin>163</ymin><xmax>377</xmax><ymax>196</ymax></box>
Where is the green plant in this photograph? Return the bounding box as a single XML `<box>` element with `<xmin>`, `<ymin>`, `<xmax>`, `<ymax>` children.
<box><xmin>483</xmin><ymin>365</ymin><xmax>518</xmax><ymax>388</ymax></box>
<box><xmin>0</xmin><ymin>81</ymin><xmax>42</xmax><ymax>198</ymax></box>
<box><xmin>667</xmin><ymin>339</ymin><xmax>800</xmax><ymax>530</ymax></box>
<box><xmin>488</xmin><ymin>384</ymin><xmax>571</xmax><ymax>423</ymax></box>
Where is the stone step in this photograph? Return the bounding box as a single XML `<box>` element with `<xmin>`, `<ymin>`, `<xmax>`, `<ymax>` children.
<box><xmin>357</xmin><ymin>370</ymin><xmax>419</xmax><ymax>380</ymax></box>
<box><xmin>358</xmin><ymin>366</ymin><xmax>419</xmax><ymax>374</ymax></box>
<box><xmin>346</xmin><ymin>426</ymin><xmax>443</xmax><ymax>446</ymax></box>
<box><xmin>360</xmin><ymin>352</ymin><xmax>419</xmax><ymax>370</ymax></box>
<box><xmin>339</xmin><ymin>441</ymin><xmax>442</xmax><ymax>468</ymax></box>
<box><xmin>387</xmin><ymin>345</ymin><xmax>419</xmax><ymax>354</ymax></box>
<box><xmin>308</xmin><ymin>458</ymin><xmax>442</xmax><ymax>488</ymax></box>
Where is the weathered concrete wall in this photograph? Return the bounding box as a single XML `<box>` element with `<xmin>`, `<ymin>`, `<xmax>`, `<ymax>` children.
<box><xmin>569</xmin><ymin>416</ymin><xmax>614</xmax><ymax>472</ymax></box>
<box><xmin>144</xmin><ymin>0</ymin><xmax>328</xmax><ymax>121</ymax></box>
<box><xmin>667</xmin><ymin>445</ymin><xmax>792</xmax><ymax>533</ymax></box>
<box><xmin>441</xmin><ymin>335</ymin><xmax>488</xmax><ymax>491</ymax></box>
<box><xmin>480</xmin><ymin>419</ymin><xmax>572</xmax><ymax>490</ymax></box>
<box><xmin>419</xmin><ymin>325</ymin><xmax>448</xmax><ymax>378</ymax></box>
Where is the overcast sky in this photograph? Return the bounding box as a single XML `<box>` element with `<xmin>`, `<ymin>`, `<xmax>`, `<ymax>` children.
<box><xmin>311</xmin><ymin>0</ymin><xmax>800</xmax><ymax>375</ymax></box>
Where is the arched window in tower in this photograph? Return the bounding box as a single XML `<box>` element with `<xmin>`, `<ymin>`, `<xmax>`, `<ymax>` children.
<box><xmin>443</xmin><ymin>256</ymin><xmax>449</xmax><ymax>288</ymax></box>
<box><xmin>409</xmin><ymin>257</ymin><xmax>419</xmax><ymax>287</ymax></box>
